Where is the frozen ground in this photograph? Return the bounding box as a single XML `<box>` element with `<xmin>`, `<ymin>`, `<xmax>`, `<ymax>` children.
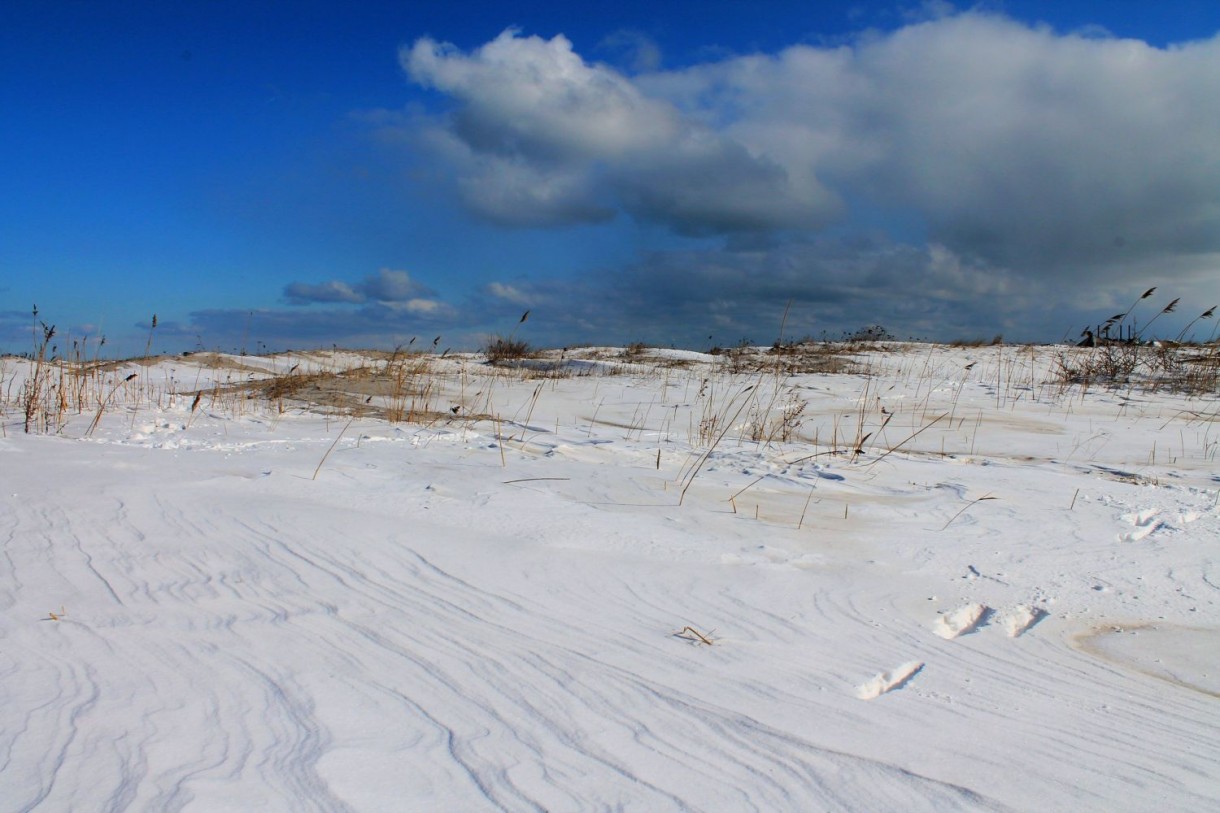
<box><xmin>2</xmin><ymin>343</ymin><xmax>1218</xmax><ymax>811</ymax></box>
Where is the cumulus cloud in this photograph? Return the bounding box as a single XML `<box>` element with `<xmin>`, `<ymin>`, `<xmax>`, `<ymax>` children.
<box><xmin>177</xmin><ymin>11</ymin><xmax>1220</xmax><ymax>353</ymax></box>
<box><xmin>826</xmin><ymin>14</ymin><xmax>1220</xmax><ymax>272</ymax></box>
<box><xmin>401</xmin><ymin>16</ymin><xmax>1220</xmax><ymax>291</ymax></box>
<box><xmin>402</xmin><ymin>29</ymin><xmax>840</xmax><ymax>233</ymax></box>
<box><xmin>637</xmin><ymin>13</ymin><xmax>1220</xmax><ymax>278</ymax></box>
<box><xmin>284</xmin><ymin>268</ymin><xmax>433</xmax><ymax>305</ymax></box>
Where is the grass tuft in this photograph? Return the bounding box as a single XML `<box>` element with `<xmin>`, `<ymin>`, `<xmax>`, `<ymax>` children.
<box><xmin>484</xmin><ymin>336</ymin><xmax>533</xmax><ymax>364</ymax></box>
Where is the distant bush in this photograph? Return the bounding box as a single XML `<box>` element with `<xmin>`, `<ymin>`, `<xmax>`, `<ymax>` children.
<box><xmin>950</xmin><ymin>335</ymin><xmax>1004</xmax><ymax>347</ymax></box>
<box><xmin>846</xmin><ymin>325</ymin><xmax>895</xmax><ymax>342</ymax></box>
<box><xmin>623</xmin><ymin>341</ymin><xmax>649</xmax><ymax>358</ymax></box>
<box><xmin>483</xmin><ymin>336</ymin><xmax>532</xmax><ymax>363</ymax></box>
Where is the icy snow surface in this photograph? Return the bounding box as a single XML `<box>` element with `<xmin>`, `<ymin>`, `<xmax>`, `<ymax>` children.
<box><xmin>2</xmin><ymin>345</ymin><xmax>1219</xmax><ymax>811</ymax></box>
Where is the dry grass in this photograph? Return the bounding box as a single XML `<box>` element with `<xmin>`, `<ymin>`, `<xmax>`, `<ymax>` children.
<box><xmin>484</xmin><ymin>336</ymin><xmax>533</xmax><ymax>364</ymax></box>
<box><xmin>6</xmin><ymin>333</ymin><xmax>1219</xmax><ymax>536</ymax></box>
<box><xmin>1056</xmin><ymin>290</ymin><xmax>1220</xmax><ymax>394</ymax></box>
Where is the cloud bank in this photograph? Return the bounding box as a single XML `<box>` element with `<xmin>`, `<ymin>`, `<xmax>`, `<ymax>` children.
<box><xmin>185</xmin><ymin>11</ymin><xmax>1220</xmax><ymax>353</ymax></box>
<box><xmin>394</xmin><ymin>14</ymin><xmax>1220</xmax><ymax>330</ymax></box>
<box><xmin>404</xmin><ymin>16</ymin><xmax>1220</xmax><ymax>267</ymax></box>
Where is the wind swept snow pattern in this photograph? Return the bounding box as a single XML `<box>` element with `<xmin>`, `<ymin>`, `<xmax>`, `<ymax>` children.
<box><xmin>3</xmin><ymin>344</ymin><xmax>1220</xmax><ymax>811</ymax></box>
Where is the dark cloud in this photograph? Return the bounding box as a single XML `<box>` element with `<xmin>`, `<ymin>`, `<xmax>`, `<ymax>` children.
<box><xmin>468</xmin><ymin>236</ymin><xmax>1216</xmax><ymax>348</ymax></box>
<box><xmin>582</xmin><ymin>239</ymin><xmax>1029</xmax><ymax>345</ymax></box>
<box><xmin>455</xmin><ymin>239</ymin><xmax>1053</xmax><ymax>348</ymax></box>
<box><xmin>97</xmin><ymin>230</ymin><xmax>1216</xmax><ymax>354</ymax></box>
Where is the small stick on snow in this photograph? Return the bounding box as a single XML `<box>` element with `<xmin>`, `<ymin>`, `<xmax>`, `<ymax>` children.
<box><xmin>673</xmin><ymin>626</ymin><xmax>714</xmax><ymax>645</ymax></box>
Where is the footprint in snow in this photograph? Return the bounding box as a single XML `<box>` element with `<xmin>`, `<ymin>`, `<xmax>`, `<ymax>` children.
<box><xmin>932</xmin><ymin>603</ymin><xmax>1046</xmax><ymax>639</ymax></box>
<box><xmin>933</xmin><ymin>602</ymin><xmax>989</xmax><ymax>639</ymax></box>
<box><xmin>1118</xmin><ymin>507</ymin><xmax>1173</xmax><ymax>541</ymax></box>
<box><xmin>1122</xmin><ymin>508</ymin><xmax>1160</xmax><ymax>527</ymax></box>
<box><xmin>998</xmin><ymin>604</ymin><xmax>1046</xmax><ymax>637</ymax></box>
<box><xmin>856</xmin><ymin>661</ymin><xmax>924</xmax><ymax>699</ymax></box>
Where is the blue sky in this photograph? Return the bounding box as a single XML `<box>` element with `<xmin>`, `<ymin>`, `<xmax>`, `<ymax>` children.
<box><xmin>5</xmin><ymin>1</ymin><xmax>1220</xmax><ymax>355</ymax></box>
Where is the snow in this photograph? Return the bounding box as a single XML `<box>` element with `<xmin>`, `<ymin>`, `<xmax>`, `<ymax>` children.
<box><xmin>2</xmin><ymin>344</ymin><xmax>1219</xmax><ymax>811</ymax></box>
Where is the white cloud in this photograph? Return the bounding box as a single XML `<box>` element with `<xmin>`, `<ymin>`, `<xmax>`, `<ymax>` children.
<box><xmin>284</xmin><ymin>268</ymin><xmax>433</xmax><ymax>305</ymax></box>
<box><xmin>402</xmin><ymin>17</ymin><xmax>1220</xmax><ymax>278</ymax></box>
<box><xmin>486</xmin><ymin>282</ymin><xmax>533</xmax><ymax>305</ymax></box>
<box><xmin>380</xmin><ymin>298</ymin><xmax>452</xmax><ymax>316</ymax></box>
<box><xmin>402</xmin><ymin>29</ymin><xmax>840</xmax><ymax>233</ymax></box>
<box><xmin>405</xmin><ymin>30</ymin><xmax>678</xmax><ymax>160</ymax></box>
<box><xmin>367</xmin><ymin>13</ymin><xmax>1220</xmax><ymax>345</ymax></box>
<box><xmin>283</xmin><ymin>280</ymin><xmax>363</xmax><ymax>305</ymax></box>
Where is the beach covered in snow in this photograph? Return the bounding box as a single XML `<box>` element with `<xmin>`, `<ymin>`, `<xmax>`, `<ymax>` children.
<box><xmin>2</xmin><ymin>341</ymin><xmax>1218</xmax><ymax>811</ymax></box>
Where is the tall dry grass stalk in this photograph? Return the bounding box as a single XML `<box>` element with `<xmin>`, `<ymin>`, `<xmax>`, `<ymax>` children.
<box><xmin>1063</xmin><ymin>290</ymin><xmax>1220</xmax><ymax>394</ymax></box>
<box><xmin>22</xmin><ymin>317</ymin><xmax>55</xmax><ymax>433</ymax></box>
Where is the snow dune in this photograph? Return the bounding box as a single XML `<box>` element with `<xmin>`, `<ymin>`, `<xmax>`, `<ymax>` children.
<box><xmin>2</xmin><ymin>344</ymin><xmax>1219</xmax><ymax>810</ymax></box>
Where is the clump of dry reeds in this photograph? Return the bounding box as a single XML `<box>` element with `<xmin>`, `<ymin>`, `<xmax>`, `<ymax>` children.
<box><xmin>1060</xmin><ymin>289</ymin><xmax>1219</xmax><ymax>393</ymax></box>
<box><xmin>483</xmin><ymin>336</ymin><xmax>533</xmax><ymax>363</ymax></box>
<box><xmin>23</xmin><ymin>313</ymin><xmax>55</xmax><ymax>433</ymax></box>
<box><xmin>622</xmin><ymin>341</ymin><xmax>649</xmax><ymax>359</ymax></box>
<box><xmin>765</xmin><ymin>340</ymin><xmax>861</xmax><ymax>375</ymax></box>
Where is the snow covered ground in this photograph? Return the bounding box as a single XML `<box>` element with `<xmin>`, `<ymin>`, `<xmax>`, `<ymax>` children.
<box><xmin>2</xmin><ymin>343</ymin><xmax>1218</xmax><ymax>811</ymax></box>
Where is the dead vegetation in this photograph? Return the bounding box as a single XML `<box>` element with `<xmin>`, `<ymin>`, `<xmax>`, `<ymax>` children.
<box><xmin>1058</xmin><ymin>289</ymin><xmax>1220</xmax><ymax>394</ymax></box>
